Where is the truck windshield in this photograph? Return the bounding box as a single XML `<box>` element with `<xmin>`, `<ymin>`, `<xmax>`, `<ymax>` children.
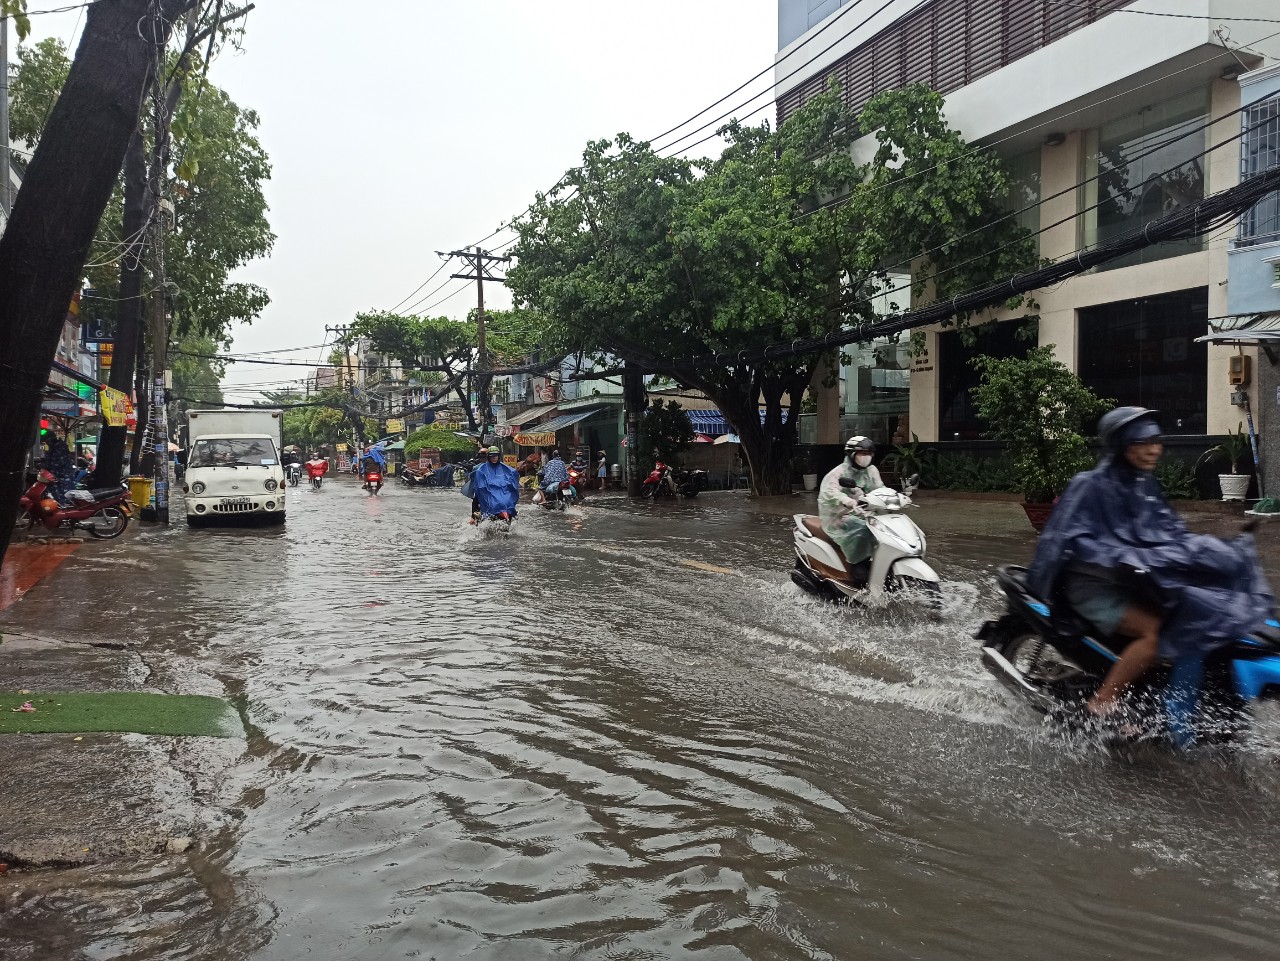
<box><xmin>189</xmin><ymin>438</ymin><xmax>279</xmax><ymax>468</ymax></box>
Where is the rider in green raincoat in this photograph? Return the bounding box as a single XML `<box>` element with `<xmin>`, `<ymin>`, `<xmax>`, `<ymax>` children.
<box><xmin>817</xmin><ymin>436</ymin><xmax>883</xmax><ymax>565</ymax></box>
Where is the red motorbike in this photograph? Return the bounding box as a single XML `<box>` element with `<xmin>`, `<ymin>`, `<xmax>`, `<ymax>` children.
<box><xmin>567</xmin><ymin>464</ymin><xmax>589</xmax><ymax>501</ymax></box>
<box><xmin>640</xmin><ymin>462</ymin><xmax>707</xmax><ymax>499</ymax></box>
<box><xmin>18</xmin><ymin>468</ymin><xmax>131</xmax><ymax>539</ymax></box>
<box><xmin>362</xmin><ymin>469</ymin><xmax>383</xmax><ymax>495</ymax></box>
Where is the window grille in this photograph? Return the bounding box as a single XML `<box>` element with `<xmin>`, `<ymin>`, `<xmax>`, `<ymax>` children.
<box><xmin>1239</xmin><ymin>94</ymin><xmax>1280</xmax><ymax>246</ymax></box>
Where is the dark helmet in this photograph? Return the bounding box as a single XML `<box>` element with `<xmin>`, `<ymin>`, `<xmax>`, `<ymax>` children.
<box><xmin>1097</xmin><ymin>406</ymin><xmax>1161</xmax><ymax>452</ymax></box>
<box><xmin>844</xmin><ymin>435</ymin><xmax>875</xmax><ymax>456</ymax></box>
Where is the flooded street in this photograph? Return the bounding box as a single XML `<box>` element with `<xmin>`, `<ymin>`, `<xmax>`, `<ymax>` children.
<box><xmin>5</xmin><ymin>481</ymin><xmax>1280</xmax><ymax>960</ymax></box>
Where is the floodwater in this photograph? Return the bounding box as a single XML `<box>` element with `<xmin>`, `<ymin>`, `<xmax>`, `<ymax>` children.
<box><xmin>5</xmin><ymin>479</ymin><xmax>1280</xmax><ymax>960</ymax></box>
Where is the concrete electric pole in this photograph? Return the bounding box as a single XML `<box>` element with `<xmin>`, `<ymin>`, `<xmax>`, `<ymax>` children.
<box><xmin>445</xmin><ymin>247</ymin><xmax>510</xmax><ymax>447</ymax></box>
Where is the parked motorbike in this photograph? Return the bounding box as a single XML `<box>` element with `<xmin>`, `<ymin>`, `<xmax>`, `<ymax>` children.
<box><xmin>977</xmin><ymin>565</ymin><xmax>1280</xmax><ymax>747</ymax></box>
<box><xmin>640</xmin><ymin>462</ymin><xmax>708</xmax><ymax>499</ymax></box>
<box><xmin>362</xmin><ymin>470</ymin><xmax>383</xmax><ymax>495</ymax></box>
<box><xmin>286</xmin><ymin>462</ymin><xmax>302</xmax><ymax>487</ymax></box>
<box><xmin>399</xmin><ymin>465</ymin><xmax>435</xmax><ymax>487</ymax></box>
<box><xmin>17</xmin><ymin>468</ymin><xmax>131</xmax><ymax>539</ymax></box>
<box><xmin>789</xmin><ymin>477</ymin><xmax>940</xmax><ymax>610</ymax></box>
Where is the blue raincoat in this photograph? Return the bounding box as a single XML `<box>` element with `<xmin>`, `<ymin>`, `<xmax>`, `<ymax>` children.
<box><xmin>1026</xmin><ymin>454</ymin><xmax>1274</xmax><ymax>659</ymax></box>
<box><xmin>360</xmin><ymin>447</ymin><xmax>387</xmax><ymax>473</ymax></box>
<box><xmin>467</xmin><ymin>460</ymin><xmax>520</xmax><ymax>516</ymax></box>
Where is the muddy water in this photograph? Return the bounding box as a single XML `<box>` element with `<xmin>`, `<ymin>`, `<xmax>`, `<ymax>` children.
<box><xmin>6</xmin><ymin>482</ymin><xmax>1280</xmax><ymax>960</ymax></box>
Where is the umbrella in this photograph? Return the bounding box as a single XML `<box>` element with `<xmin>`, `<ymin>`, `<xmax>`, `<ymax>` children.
<box><xmin>167</xmin><ymin>442</ymin><xmax>180</xmax><ymax>452</ymax></box>
<box><xmin>713</xmin><ymin>433</ymin><xmax>740</xmax><ymax>445</ymax></box>
<box><xmin>692</xmin><ymin>433</ymin><xmax>714</xmax><ymax>443</ymax></box>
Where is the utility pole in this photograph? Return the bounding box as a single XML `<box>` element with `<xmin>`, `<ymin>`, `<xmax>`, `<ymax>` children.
<box><xmin>1</xmin><ymin>14</ymin><xmax>10</xmax><ymax>218</ymax></box>
<box><xmin>622</xmin><ymin>361</ymin><xmax>645</xmax><ymax>497</ymax></box>
<box><xmin>325</xmin><ymin>323</ymin><xmax>366</xmax><ymax>450</ymax></box>
<box><xmin>444</xmin><ymin>246</ymin><xmax>510</xmax><ymax>447</ymax></box>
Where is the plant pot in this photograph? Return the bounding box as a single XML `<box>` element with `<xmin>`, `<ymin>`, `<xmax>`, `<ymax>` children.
<box><xmin>1022</xmin><ymin>500</ymin><xmax>1056</xmax><ymax>533</ymax></box>
<box><xmin>802</xmin><ymin>473</ymin><xmax>818</xmax><ymax>491</ymax></box>
<box><xmin>1219</xmin><ymin>473</ymin><xmax>1250</xmax><ymax>501</ymax></box>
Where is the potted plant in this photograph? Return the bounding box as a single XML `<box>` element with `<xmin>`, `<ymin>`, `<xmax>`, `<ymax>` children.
<box><xmin>970</xmin><ymin>345</ymin><xmax>1112</xmax><ymax>532</ymax></box>
<box><xmin>798</xmin><ymin>449</ymin><xmax>819</xmax><ymax>492</ymax></box>
<box><xmin>1197</xmin><ymin>424</ymin><xmax>1253</xmax><ymax>501</ymax></box>
<box><xmin>885</xmin><ymin>433</ymin><xmax>927</xmax><ymax>490</ymax></box>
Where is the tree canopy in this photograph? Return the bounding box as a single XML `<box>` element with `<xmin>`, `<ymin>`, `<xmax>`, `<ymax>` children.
<box><xmin>507</xmin><ymin>85</ymin><xmax>1038</xmax><ymax>493</ymax></box>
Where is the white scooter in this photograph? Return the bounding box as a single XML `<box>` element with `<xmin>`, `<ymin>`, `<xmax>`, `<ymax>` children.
<box><xmin>790</xmin><ymin>475</ymin><xmax>941</xmax><ymax>610</ymax></box>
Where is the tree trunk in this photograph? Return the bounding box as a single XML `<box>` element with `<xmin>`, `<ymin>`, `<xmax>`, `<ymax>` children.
<box><xmin>92</xmin><ymin>130</ymin><xmax>149</xmax><ymax>486</ymax></box>
<box><xmin>0</xmin><ymin>0</ymin><xmax>192</xmax><ymax>571</ymax></box>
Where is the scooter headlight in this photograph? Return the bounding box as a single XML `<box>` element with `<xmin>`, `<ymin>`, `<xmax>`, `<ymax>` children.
<box><xmin>265</xmin><ymin>479</ymin><xmax>278</xmax><ymax>491</ymax></box>
<box><xmin>191</xmin><ymin>481</ymin><xmax>206</xmax><ymax>495</ymax></box>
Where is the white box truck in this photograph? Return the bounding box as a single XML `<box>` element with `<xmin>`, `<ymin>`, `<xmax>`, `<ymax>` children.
<box><xmin>183</xmin><ymin>409</ymin><xmax>287</xmax><ymax>526</ymax></box>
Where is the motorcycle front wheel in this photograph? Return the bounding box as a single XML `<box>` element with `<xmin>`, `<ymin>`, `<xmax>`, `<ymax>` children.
<box><xmin>890</xmin><ymin>575</ymin><xmax>943</xmax><ymax>616</ymax></box>
<box><xmin>85</xmin><ymin>505</ymin><xmax>128</xmax><ymax>539</ymax></box>
<box><xmin>640</xmin><ymin>482</ymin><xmax>657</xmax><ymax>499</ymax></box>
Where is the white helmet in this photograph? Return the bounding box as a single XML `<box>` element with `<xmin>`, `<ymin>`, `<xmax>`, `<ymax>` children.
<box><xmin>844</xmin><ymin>435</ymin><xmax>875</xmax><ymax>457</ymax></box>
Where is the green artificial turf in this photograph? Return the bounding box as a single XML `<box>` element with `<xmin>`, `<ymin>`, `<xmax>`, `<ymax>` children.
<box><xmin>0</xmin><ymin>691</ymin><xmax>242</xmax><ymax>737</ymax></box>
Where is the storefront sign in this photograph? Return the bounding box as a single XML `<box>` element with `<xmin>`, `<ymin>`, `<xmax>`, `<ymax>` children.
<box><xmin>386</xmin><ymin>418</ymin><xmax>404</xmax><ymax>433</ymax></box>
<box><xmin>336</xmin><ymin>443</ymin><xmax>348</xmax><ymax>452</ymax></box>
<box><xmin>502</xmin><ymin>455</ymin><xmax>518</xmax><ymax>467</ymax></box>
<box><xmin>514</xmin><ymin>431</ymin><xmax>555</xmax><ymax>447</ymax></box>
<box><xmin>100</xmin><ymin>386</ymin><xmax>129</xmax><ymax>427</ymax></box>
<box><xmin>98</xmin><ymin>342</ymin><xmax>114</xmax><ymax>372</ymax></box>
<box><xmin>910</xmin><ymin>346</ymin><xmax>933</xmax><ymax>375</ymax></box>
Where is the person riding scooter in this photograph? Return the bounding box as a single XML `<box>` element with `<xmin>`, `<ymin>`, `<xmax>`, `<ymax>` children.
<box><xmin>1026</xmin><ymin>406</ymin><xmax>1274</xmax><ymax>730</ymax></box>
<box><xmin>304</xmin><ymin>452</ymin><xmax>329</xmax><ymax>487</ymax></box>
<box><xmin>467</xmin><ymin>445</ymin><xmax>520</xmax><ymax>522</ymax></box>
<box><xmin>538</xmin><ymin>449</ymin><xmax>570</xmax><ymax>497</ymax></box>
<box><xmin>818</xmin><ymin>436</ymin><xmax>883</xmax><ymax>580</ymax></box>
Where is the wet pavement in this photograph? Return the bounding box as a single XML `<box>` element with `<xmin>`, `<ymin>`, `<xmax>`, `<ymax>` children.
<box><xmin>3</xmin><ymin>481</ymin><xmax>1280</xmax><ymax>960</ymax></box>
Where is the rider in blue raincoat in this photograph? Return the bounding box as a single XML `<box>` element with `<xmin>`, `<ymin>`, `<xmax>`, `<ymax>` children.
<box><xmin>360</xmin><ymin>445</ymin><xmax>387</xmax><ymax>475</ymax></box>
<box><xmin>1027</xmin><ymin>406</ymin><xmax>1274</xmax><ymax>721</ymax></box>
<box><xmin>467</xmin><ymin>446</ymin><xmax>520</xmax><ymax>520</ymax></box>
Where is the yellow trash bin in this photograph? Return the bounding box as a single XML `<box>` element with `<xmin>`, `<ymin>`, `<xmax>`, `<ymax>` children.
<box><xmin>127</xmin><ymin>475</ymin><xmax>154</xmax><ymax>509</ymax></box>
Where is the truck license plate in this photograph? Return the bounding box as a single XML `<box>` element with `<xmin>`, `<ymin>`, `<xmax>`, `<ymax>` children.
<box><xmin>221</xmin><ymin>496</ymin><xmax>251</xmax><ymax>505</ymax></box>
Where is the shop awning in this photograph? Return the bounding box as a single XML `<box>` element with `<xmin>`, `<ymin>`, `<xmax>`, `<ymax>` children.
<box><xmin>50</xmin><ymin>358</ymin><xmax>105</xmax><ymax>390</ymax></box>
<box><xmin>536</xmin><ymin>408</ymin><xmax>604</xmax><ymax>433</ymax></box>
<box><xmin>1196</xmin><ymin>313</ymin><xmax>1280</xmax><ymax>345</ymax></box>
<box><xmin>495</xmin><ymin>403</ymin><xmax>558</xmax><ymax>429</ymax></box>
<box><xmin>686</xmin><ymin>409</ymin><xmax>729</xmax><ymax>436</ymax></box>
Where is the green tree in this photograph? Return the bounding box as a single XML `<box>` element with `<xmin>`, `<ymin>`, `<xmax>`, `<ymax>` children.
<box><xmin>10</xmin><ymin>32</ymin><xmax>272</xmax><ymax>482</ymax></box>
<box><xmin>349</xmin><ymin>307</ymin><xmax>560</xmax><ymax>432</ymax></box>
<box><xmin>970</xmin><ymin>346</ymin><xmax>1112</xmax><ymax>503</ymax></box>
<box><xmin>507</xmin><ymin>86</ymin><xmax>1036</xmax><ymax>494</ymax></box>
<box><xmin>636</xmin><ymin>400</ymin><xmax>694</xmax><ymax>471</ymax></box>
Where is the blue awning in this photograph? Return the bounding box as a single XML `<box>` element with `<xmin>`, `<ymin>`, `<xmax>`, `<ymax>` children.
<box><xmin>686</xmin><ymin>409</ymin><xmax>729</xmax><ymax>436</ymax></box>
<box><xmin>536</xmin><ymin>407</ymin><xmax>604</xmax><ymax>433</ymax></box>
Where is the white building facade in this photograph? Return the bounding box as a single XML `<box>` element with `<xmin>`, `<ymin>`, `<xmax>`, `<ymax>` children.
<box><xmin>776</xmin><ymin>0</ymin><xmax>1280</xmax><ymax>444</ymax></box>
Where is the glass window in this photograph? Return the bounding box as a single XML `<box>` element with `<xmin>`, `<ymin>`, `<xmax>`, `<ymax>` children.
<box><xmin>1003</xmin><ymin>149</ymin><xmax>1042</xmax><ymax>247</ymax></box>
<box><xmin>1239</xmin><ymin>93</ymin><xmax>1280</xmax><ymax>246</ymax></box>
<box><xmin>190</xmin><ymin>437</ymin><xmax>279</xmax><ymax>467</ymax></box>
<box><xmin>1081</xmin><ymin>87</ymin><xmax>1209</xmax><ymax>269</ymax></box>
<box><xmin>1077</xmin><ymin>288</ymin><xmax>1208</xmax><ymax>433</ymax></box>
<box><xmin>938</xmin><ymin>319</ymin><xmax>1039</xmax><ymax>441</ymax></box>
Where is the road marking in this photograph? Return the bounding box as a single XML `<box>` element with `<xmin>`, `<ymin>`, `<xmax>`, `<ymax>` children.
<box><xmin>679</xmin><ymin>559</ymin><xmax>734</xmax><ymax>575</ymax></box>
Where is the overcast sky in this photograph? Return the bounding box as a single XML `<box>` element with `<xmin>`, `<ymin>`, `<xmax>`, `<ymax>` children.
<box><xmin>28</xmin><ymin>0</ymin><xmax>778</xmax><ymax>398</ymax></box>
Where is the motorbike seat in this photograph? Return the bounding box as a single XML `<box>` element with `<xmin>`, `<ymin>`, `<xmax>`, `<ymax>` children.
<box><xmin>87</xmin><ymin>486</ymin><xmax>125</xmax><ymax>501</ymax></box>
<box><xmin>800</xmin><ymin>515</ymin><xmax>852</xmax><ymax>570</ymax></box>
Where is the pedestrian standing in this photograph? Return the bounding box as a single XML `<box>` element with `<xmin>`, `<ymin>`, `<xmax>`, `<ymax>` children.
<box><xmin>596</xmin><ymin>450</ymin><xmax>608</xmax><ymax>490</ymax></box>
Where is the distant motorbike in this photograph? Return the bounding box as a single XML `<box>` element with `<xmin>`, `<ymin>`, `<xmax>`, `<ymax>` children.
<box><xmin>362</xmin><ymin>469</ymin><xmax>383</xmax><ymax>495</ymax></box>
<box><xmin>305</xmin><ymin>459</ymin><xmax>328</xmax><ymax>491</ymax></box>
<box><xmin>18</xmin><ymin>468</ymin><xmax>131</xmax><ymax>539</ymax></box>
<box><xmin>286</xmin><ymin>462</ymin><xmax>302</xmax><ymax>487</ymax></box>
<box><xmin>640</xmin><ymin>463</ymin><xmax>708</xmax><ymax>499</ymax></box>
<box><xmin>789</xmin><ymin>476</ymin><xmax>940</xmax><ymax>611</ymax></box>
<box><xmin>531</xmin><ymin>479</ymin><xmax>575</xmax><ymax>510</ymax></box>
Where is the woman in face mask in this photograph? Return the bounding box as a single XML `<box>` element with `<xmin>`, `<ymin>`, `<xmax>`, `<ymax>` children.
<box><xmin>817</xmin><ymin>436</ymin><xmax>883</xmax><ymax>568</ymax></box>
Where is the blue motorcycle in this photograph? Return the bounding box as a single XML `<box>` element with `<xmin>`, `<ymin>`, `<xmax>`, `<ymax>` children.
<box><xmin>977</xmin><ymin>565</ymin><xmax>1280</xmax><ymax>747</ymax></box>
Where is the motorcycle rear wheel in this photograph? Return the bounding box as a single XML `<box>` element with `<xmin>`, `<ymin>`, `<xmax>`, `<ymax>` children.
<box><xmin>640</xmin><ymin>482</ymin><xmax>657</xmax><ymax>499</ymax></box>
<box><xmin>86</xmin><ymin>505</ymin><xmax>128</xmax><ymax>539</ymax></box>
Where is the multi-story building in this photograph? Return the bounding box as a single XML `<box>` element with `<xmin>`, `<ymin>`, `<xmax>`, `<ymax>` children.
<box><xmin>777</xmin><ymin>0</ymin><xmax>1280</xmax><ymax>447</ymax></box>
